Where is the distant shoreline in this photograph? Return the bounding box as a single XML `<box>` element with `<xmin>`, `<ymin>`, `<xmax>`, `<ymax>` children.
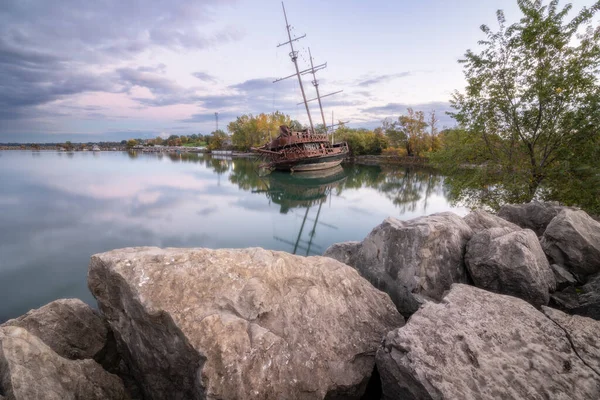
<box><xmin>0</xmin><ymin>147</ymin><xmax>434</xmax><ymax>168</ymax></box>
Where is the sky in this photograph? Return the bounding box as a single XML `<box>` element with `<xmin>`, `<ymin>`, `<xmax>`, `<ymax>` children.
<box><xmin>1</xmin><ymin>0</ymin><xmax>598</xmax><ymax>143</ymax></box>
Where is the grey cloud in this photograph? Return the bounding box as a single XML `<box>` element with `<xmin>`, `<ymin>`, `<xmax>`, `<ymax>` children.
<box><xmin>361</xmin><ymin>101</ymin><xmax>456</xmax><ymax>127</ymax></box>
<box><xmin>0</xmin><ymin>0</ymin><xmax>242</xmax><ymax>135</ymax></box>
<box><xmin>181</xmin><ymin>111</ymin><xmax>239</xmax><ymax>124</ymax></box>
<box><xmin>356</xmin><ymin>72</ymin><xmax>412</xmax><ymax>87</ymax></box>
<box><xmin>118</xmin><ymin>67</ymin><xmax>203</xmax><ymax>107</ymax></box>
<box><xmin>1</xmin><ymin>0</ymin><xmax>240</xmax><ymax>61</ymax></box>
<box><xmin>137</xmin><ymin>64</ymin><xmax>167</xmax><ymax>74</ymax></box>
<box><xmin>192</xmin><ymin>71</ymin><xmax>218</xmax><ymax>82</ymax></box>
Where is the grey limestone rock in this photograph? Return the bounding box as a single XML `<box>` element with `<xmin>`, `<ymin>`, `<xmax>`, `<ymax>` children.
<box><xmin>376</xmin><ymin>284</ymin><xmax>600</xmax><ymax>400</ymax></box>
<box><xmin>88</xmin><ymin>247</ymin><xmax>403</xmax><ymax>400</ymax></box>
<box><xmin>463</xmin><ymin>209</ymin><xmax>520</xmax><ymax>233</ymax></box>
<box><xmin>325</xmin><ymin>212</ymin><xmax>472</xmax><ymax>316</ymax></box>
<box><xmin>0</xmin><ymin>326</ymin><xmax>128</xmax><ymax>400</ymax></box>
<box><xmin>541</xmin><ymin>209</ymin><xmax>600</xmax><ymax>277</ymax></box>
<box><xmin>465</xmin><ymin>227</ymin><xmax>556</xmax><ymax>307</ymax></box>
<box><xmin>497</xmin><ymin>201</ymin><xmax>567</xmax><ymax>236</ymax></box>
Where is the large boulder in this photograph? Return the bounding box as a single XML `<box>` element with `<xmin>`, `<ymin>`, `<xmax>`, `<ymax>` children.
<box><xmin>323</xmin><ymin>241</ymin><xmax>361</xmax><ymax>266</ymax></box>
<box><xmin>465</xmin><ymin>227</ymin><xmax>556</xmax><ymax>307</ymax></box>
<box><xmin>0</xmin><ymin>326</ymin><xmax>128</xmax><ymax>400</ymax></box>
<box><xmin>88</xmin><ymin>247</ymin><xmax>403</xmax><ymax>400</ymax></box>
<box><xmin>497</xmin><ymin>201</ymin><xmax>566</xmax><ymax>236</ymax></box>
<box><xmin>1</xmin><ymin>299</ymin><xmax>109</xmax><ymax>361</ymax></box>
<box><xmin>541</xmin><ymin>209</ymin><xmax>600</xmax><ymax>277</ymax></box>
<box><xmin>551</xmin><ymin>272</ymin><xmax>600</xmax><ymax>320</ymax></box>
<box><xmin>463</xmin><ymin>210</ymin><xmax>520</xmax><ymax>233</ymax></box>
<box><xmin>376</xmin><ymin>284</ymin><xmax>600</xmax><ymax>400</ymax></box>
<box><xmin>325</xmin><ymin>212</ymin><xmax>472</xmax><ymax>316</ymax></box>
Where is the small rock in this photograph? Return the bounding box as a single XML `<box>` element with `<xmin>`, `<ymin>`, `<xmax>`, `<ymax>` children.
<box><xmin>0</xmin><ymin>326</ymin><xmax>129</xmax><ymax>400</ymax></box>
<box><xmin>498</xmin><ymin>201</ymin><xmax>566</xmax><ymax>236</ymax></box>
<box><xmin>376</xmin><ymin>284</ymin><xmax>600</xmax><ymax>400</ymax></box>
<box><xmin>465</xmin><ymin>227</ymin><xmax>555</xmax><ymax>307</ymax></box>
<box><xmin>323</xmin><ymin>241</ymin><xmax>361</xmax><ymax>266</ymax></box>
<box><xmin>551</xmin><ymin>264</ymin><xmax>578</xmax><ymax>291</ymax></box>
<box><xmin>541</xmin><ymin>209</ymin><xmax>600</xmax><ymax>277</ymax></box>
<box><xmin>463</xmin><ymin>209</ymin><xmax>520</xmax><ymax>233</ymax></box>
<box><xmin>1</xmin><ymin>298</ymin><xmax>108</xmax><ymax>361</ymax></box>
<box><xmin>551</xmin><ymin>272</ymin><xmax>600</xmax><ymax>320</ymax></box>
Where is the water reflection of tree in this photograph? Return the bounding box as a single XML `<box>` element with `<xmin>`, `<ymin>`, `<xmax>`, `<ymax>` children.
<box><xmin>154</xmin><ymin>155</ymin><xmax>446</xmax><ymax>213</ymax></box>
<box><xmin>377</xmin><ymin>167</ymin><xmax>442</xmax><ymax>213</ymax></box>
<box><xmin>442</xmin><ymin>168</ymin><xmax>536</xmax><ymax>212</ymax></box>
<box><xmin>229</xmin><ymin>161</ymin><xmax>269</xmax><ymax>192</ymax></box>
<box><xmin>336</xmin><ymin>164</ymin><xmax>443</xmax><ymax>213</ymax></box>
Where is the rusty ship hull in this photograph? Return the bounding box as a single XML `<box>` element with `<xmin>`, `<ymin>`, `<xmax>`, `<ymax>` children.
<box><xmin>253</xmin><ymin>126</ymin><xmax>349</xmax><ymax>172</ymax></box>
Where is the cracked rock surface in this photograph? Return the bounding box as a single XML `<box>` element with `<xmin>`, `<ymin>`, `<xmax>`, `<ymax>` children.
<box><xmin>88</xmin><ymin>247</ymin><xmax>403</xmax><ymax>400</ymax></box>
<box><xmin>543</xmin><ymin>306</ymin><xmax>600</xmax><ymax>376</ymax></box>
<box><xmin>376</xmin><ymin>284</ymin><xmax>600</xmax><ymax>400</ymax></box>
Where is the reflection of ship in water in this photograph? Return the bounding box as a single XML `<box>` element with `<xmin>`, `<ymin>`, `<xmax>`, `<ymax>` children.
<box><xmin>254</xmin><ymin>166</ymin><xmax>347</xmax><ymax>256</ymax></box>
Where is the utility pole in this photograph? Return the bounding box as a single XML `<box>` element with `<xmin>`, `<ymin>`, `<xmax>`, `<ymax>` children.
<box><xmin>215</xmin><ymin>112</ymin><xmax>219</xmax><ymax>132</ymax></box>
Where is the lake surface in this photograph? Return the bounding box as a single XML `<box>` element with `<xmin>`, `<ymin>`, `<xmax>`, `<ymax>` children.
<box><xmin>0</xmin><ymin>151</ymin><xmax>467</xmax><ymax>322</ymax></box>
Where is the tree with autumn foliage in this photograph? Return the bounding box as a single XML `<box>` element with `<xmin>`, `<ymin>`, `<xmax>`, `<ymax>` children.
<box><xmin>228</xmin><ymin>111</ymin><xmax>296</xmax><ymax>151</ymax></box>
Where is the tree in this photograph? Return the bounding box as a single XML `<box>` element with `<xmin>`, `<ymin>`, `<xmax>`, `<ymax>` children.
<box><xmin>451</xmin><ymin>0</ymin><xmax>600</xmax><ymax>198</ymax></box>
<box><xmin>126</xmin><ymin>139</ymin><xmax>137</xmax><ymax>149</ymax></box>
<box><xmin>228</xmin><ymin>111</ymin><xmax>293</xmax><ymax>151</ymax></box>
<box><xmin>398</xmin><ymin>108</ymin><xmax>428</xmax><ymax>156</ymax></box>
<box><xmin>428</xmin><ymin>110</ymin><xmax>441</xmax><ymax>152</ymax></box>
<box><xmin>208</xmin><ymin>129</ymin><xmax>228</xmax><ymax>151</ymax></box>
<box><xmin>64</xmin><ymin>141</ymin><xmax>73</xmax><ymax>151</ymax></box>
<box><xmin>382</xmin><ymin>118</ymin><xmax>406</xmax><ymax>148</ymax></box>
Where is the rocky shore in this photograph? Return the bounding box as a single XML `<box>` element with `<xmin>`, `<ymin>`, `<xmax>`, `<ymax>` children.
<box><xmin>1</xmin><ymin>202</ymin><xmax>599</xmax><ymax>399</ymax></box>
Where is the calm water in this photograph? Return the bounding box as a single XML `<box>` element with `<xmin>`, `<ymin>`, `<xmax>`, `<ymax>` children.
<box><xmin>0</xmin><ymin>151</ymin><xmax>467</xmax><ymax>321</ymax></box>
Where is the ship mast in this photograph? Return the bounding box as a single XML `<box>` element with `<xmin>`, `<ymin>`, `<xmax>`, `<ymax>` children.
<box><xmin>274</xmin><ymin>3</ymin><xmax>345</xmax><ymax>136</ymax></box>
<box><xmin>308</xmin><ymin>48</ymin><xmax>327</xmax><ymax>132</ymax></box>
<box><xmin>277</xmin><ymin>2</ymin><xmax>314</xmax><ymax>133</ymax></box>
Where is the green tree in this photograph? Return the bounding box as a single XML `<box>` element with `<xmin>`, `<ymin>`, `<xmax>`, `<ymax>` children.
<box><xmin>382</xmin><ymin>118</ymin><xmax>406</xmax><ymax>148</ymax></box>
<box><xmin>64</xmin><ymin>141</ymin><xmax>73</xmax><ymax>151</ymax></box>
<box><xmin>126</xmin><ymin>139</ymin><xmax>138</xmax><ymax>149</ymax></box>
<box><xmin>451</xmin><ymin>0</ymin><xmax>600</xmax><ymax>199</ymax></box>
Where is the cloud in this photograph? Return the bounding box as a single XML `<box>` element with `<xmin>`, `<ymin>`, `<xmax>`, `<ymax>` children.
<box><xmin>0</xmin><ymin>0</ymin><xmax>242</xmax><ymax>135</ymax></box>
<box><xmin>361</xmin><ymin>101</ymin><xmax>456</xmax><ymax>127</ymax></box>
<box><xmin>192</xmin><ymin>71</ymin><xmax>217</xmax><ymax>82</ymax></box>
<box><xmin>356</xmin><ymin>72</ymin><xmax>412</xmax><ymax>87</ymax></box>
<box><xmin>181</xmin><ymin>111</ymin><xmax>238</xmax><ymax>124</ymax></box>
